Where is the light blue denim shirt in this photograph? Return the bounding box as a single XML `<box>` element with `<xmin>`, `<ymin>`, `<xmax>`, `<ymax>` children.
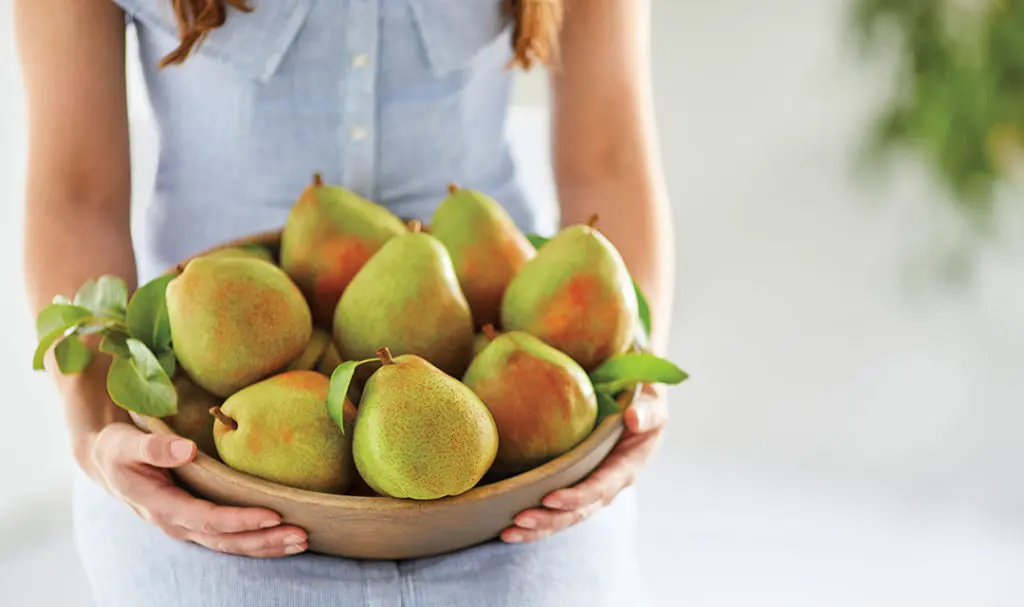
<box><xmin>73</xmin><ymin>2</ymin><xmax>645</xmax><ymax>605</ymax></box>
<box><xmin>116</xmin><ymin>0</ymin><xmax>539</xmax><ymax>283</ymax></box>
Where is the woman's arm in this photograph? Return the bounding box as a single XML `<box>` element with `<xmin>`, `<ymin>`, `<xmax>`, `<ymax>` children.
<box><xmin>15</xmin><ymin>0</ymin><xmax>305</xmax><ymax>557</ymax></box>
<box><xmin>504</xmin><ymin>0</ymin><xmax>673</xmax><ymax>543</ymax></box>
<box><xmin>550</xmin><ymin>0</ymin><xmax>674</xmax><ymax>354</ymax></box>
<box><xmin>17</xmin><ymin>0</ymin><xmax>138</xmax><ymax>469</ymax></box>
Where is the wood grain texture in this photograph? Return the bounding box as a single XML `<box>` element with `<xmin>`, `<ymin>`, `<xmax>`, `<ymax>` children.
<box><xmin>131</xmin><ymin>229</ymin><xmax>635</xmax><ymax>560</ymax></box>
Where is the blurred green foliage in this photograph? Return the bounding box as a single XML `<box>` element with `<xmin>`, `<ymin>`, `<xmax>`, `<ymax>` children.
<box><xmin>851</xmin><ymin>0</ymin><xmax>1024</xmax><ymax>226</ymax></box>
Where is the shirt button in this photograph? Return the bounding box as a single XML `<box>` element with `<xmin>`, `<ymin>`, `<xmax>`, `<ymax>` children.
<box><xmin>350</xmin><ymin>126</ymin><xmax>369</xmax><ymax>142</ymax></box>
<box><xmin>352</xmin><ymin>54</ymin><xmax>370</xmax><ymax>68</ymax></box>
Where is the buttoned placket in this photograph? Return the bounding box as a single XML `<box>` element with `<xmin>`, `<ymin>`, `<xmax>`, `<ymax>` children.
<box><xmin>342</xmin><ymin>0</ymin><xmax>379</xmax><ymax>199</ymax></box>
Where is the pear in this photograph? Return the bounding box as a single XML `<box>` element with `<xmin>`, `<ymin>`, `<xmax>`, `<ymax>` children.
<box><xmin>167</xmin><ymin>256</ymin><xmax>313</xmax><ymax>397</ymax></box>
<box><xmin>501</xmin><ymin>216</ymin><xmax>638</xmax><ymax>370</ymax></box>
<box><xmin>352</xmin><ymin>348</ymin><xmax>498</xmax><ymax>499</ymax></box>
<box><xmin>164</xmin><ymin>374</ymin><xmax>221</xmax><ymax>457</ymax></box>
<box><xmin>471</xmin><ymin>330</ymin><xmax>492</xmax><ymax>359</ymax></box>
<box><xmin>210</xmin><ymin>371</ymin><xmax>357</xmax><ymax>494</ymax></box>
<box><xmin>204</xmin><ymin>244</ymin><xmax>275</xmax><ymax>264</ymax></box>
<box><xmin>285</xmin><ymin>328</ymin><xmax>332</xmax><ymax>372</ymax></box>
<box><xmin>333</xmin><ymin>221</ymin><xmax>475</xmax><ymax>377</ymax></box>
<box><xmin>280</xmin><ymin>173</ymin><xmax>408</xmax><ymax>327</ymax></box>
<box><xmin>316</xmin><ymin>340</ymin><xmax>344</xmax><ymax>376</ymax></box>
<box><xmin>463</xmin><ymin>326</ymin><xmax>597</xmax><ymax>475</ymax></box>
<box><xmin>430</xmin><ymin>184</ymin><xmax>536</xmax><ymax>329</ymax></box>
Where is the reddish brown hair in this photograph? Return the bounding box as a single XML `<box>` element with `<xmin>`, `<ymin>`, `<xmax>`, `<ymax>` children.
<box><xmin>159</xmin><ymin>0</ymin><xmax>563</xmax><ymax>70</ymax></box>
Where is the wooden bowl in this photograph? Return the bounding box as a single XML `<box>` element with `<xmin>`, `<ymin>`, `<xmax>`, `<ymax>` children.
<box><xmin>129</xmin><ymin>230</ymin><xmax>633</xmax><ymax>560</ymax></box>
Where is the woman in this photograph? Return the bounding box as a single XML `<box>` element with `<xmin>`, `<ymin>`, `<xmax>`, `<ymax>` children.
<box><xmin>15</xmin><ymin>0</ymin><xmax>674</xmax><ymax>605</ymax></box>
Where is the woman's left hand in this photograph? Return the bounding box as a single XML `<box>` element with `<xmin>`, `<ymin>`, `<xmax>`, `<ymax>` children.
<box><xmin>501</xmin><ymin>383</ymin><xmax>668</xmax><ymax>543</ymax></box>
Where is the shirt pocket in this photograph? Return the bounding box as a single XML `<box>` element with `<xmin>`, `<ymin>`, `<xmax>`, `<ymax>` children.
<box><xmin>113</xmin><ymin>0</ymin><xmax>311</xmax><ymax>83</ymax></box>
<box><xmin>408</xmin><ymin>0</ymin><xmax>513</xmax><ymax>78</ymax></box>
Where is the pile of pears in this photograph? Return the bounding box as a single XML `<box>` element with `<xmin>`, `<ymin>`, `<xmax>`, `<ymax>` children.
<box><xmin>162</xmin><ymin>174</ymin><xmax>645</xmax><ymax>499</ymax></box>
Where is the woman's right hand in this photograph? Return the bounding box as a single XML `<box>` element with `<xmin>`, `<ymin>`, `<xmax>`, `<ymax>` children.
<box><xmin>87</xmin><ymin>422</ymin><xmax>309</xmax><ymax>558</ymax></box>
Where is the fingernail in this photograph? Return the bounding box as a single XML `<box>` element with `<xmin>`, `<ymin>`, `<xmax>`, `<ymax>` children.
<box><xmin>543</xmin><ymin>497</ymin><xmax>562</xmax><ymax>509</ymax></box>
<box><xmin>284</xmin><ymin>534</ymin><xmax>306</xmax><ymax>546</ymax></box>
<box><xmin>284</xmin><ymin>543</ymin><xmax>306</xmax><ymax>555</ymax></box>
<box><xmin>259</xmin><ymin>520</ymin><xmax>280</xmax><ymax>529</ymax></box>
<box><xmin>170</xmin><ymin>440</ymin><xmax>194</xmax><ymax>462</ymax></box>
<box><xmin>634</xmin><ymin>407</ymin><xmax>649</xmax><ymax>431</ymax></box>
<box><xmin>517</xmin><ymin>517</ymin><xmax>537</xmax><ymax>529</ymax></box>
<box><xmin>504</xmin><ymin>532</ymin><xmax>524</xmax><ymax>543</ymax></box>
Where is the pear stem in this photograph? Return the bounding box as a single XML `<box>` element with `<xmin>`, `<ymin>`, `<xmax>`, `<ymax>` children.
<box><xmin>586</xmin><ymin>213</ymin><xmax>600</xmax><ymax>228</ymax></box>
<box><xmin>448</xmin><ymin>183</ymin><xmax>460</xmax><ymax>194</ymax></box>
<box><xmin>482</xmin><ymin>324</ymin><xmax>499</xmax><ymax>341</ymax></box>
<box><xmin>174</xmin><ymin>263</ymin><xmax>187</xmax><ymax>276</ymax></box>
<box><xmin>408</xmin><ymin>219</ymin><xmax>423</xmax><ymax>234</ymax></box>
<box><xmin>377</xmin><ymin>347</ymin><xmax>396</xmax><ymax>365</ymax></box>
<box><xmin>313</xmin><ymin>172</ymin><xmax>324</xmax><ymax>187</ymax></box>
<box><xmin>209</xmin><ymin>407</ymin><xmax>237</xmax><ymax>431</ymax></box>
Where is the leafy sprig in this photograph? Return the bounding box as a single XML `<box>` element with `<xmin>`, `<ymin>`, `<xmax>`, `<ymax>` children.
<box><xmin>32</xmin><ymin>274</ymin><xmax>179</xmax><ymax>417</ymax></box>
<box><xmin>850</xmin><ymin>0</ymin><xmax>1024</xmax><ymax>225</ymax></box>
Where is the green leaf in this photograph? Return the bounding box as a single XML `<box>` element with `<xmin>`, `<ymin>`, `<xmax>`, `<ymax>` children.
<box><xmin>74</xmin><ymin>275</ymin><xmax>128</xmax><ymax>320</ymax></box>
<box><xmin>106</xmin><ymin>338</ymin><xmax>177</xmax><ymax>417</ymax></box>
<box><xmin>126</xmin><ymin>274</ymin><xmax>176</xmax><ymax>352</ymax></box>
<box><xmin>33</xmin><ymin>304</ymin><xmax>94</xmax><ymax>371</ymax></box>
<box><xmin>526</xmin><ymin>234</ymin><xmax>550</xmax><ymax>250</ymax></box>
<box><xmin>157</xmin><ymin>350</ymin><xmax>177</xmax><ymax>379</ymax></box>
<box><xmin>595</xmin><ymin>392</ymin><xmax>622</xmax><ymax>427</ymax></box>
<box><xmin>327</xmin><ymin>358</ymin><xmax>376</xmax><ymax>435</ymax></box>
<box><xmin>590</xmin><ymin>353</ymin><xmax>688</xmax><ymax>394</ymax></box>
<box><xmin>33</xmin><ymin>327</ymin><xmax>67</xmax><ymax>371</ymax></box>
<box><xmin>36</xmin><ymin>303</ymin><xmax>93</xmax><ymax>341</ymax></box>
<box><xmin>54</xmin><ymin>334</ymin><xmax>95</xmax><ymax>374</ymax></box>
<box><xmin>633</xmin><ymin>281</ymin><xmax>652</xmax><ymax>339</ymax></box>
<box><xmin>99</xmin><ymin>331</ymin><xmax>131</xmax><ymax>358</ymax></box>
<box><xmin>52</xmin><ymin>295</ymin><xmax>72</xmax><ymax>305</ymax></box>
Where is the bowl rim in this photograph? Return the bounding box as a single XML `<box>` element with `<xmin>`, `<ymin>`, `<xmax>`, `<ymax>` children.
<box><xmin>147</xmin><ymin>228</ymin><xmax>635</xmax><ymax>509</ymax></box>
<box><xmin>135</xmin><ymin>401</ymin><xmax>628</xmax><ymax>510</ymax></box>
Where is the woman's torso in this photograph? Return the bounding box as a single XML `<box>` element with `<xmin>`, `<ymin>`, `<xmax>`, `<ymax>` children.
<box><xmin>76</xmin><ymin>3</ymin><xmax>645</xmax><ymax>605</ymax></box>
<box><xmin>119</xmin><ymin>0</ymin><xmax>543</xmax><ymax>282</ymax></box>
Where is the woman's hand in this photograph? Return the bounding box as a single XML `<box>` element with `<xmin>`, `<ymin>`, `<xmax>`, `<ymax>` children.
<box><xmin>87</xmin><ymin>422</ymin><xmax>309</xmax><ymax>558</ymax></box>
<box><xmin>501</xmin><ymin>384</ymin><xmax>667</xmax><ymax>543</ymax></box>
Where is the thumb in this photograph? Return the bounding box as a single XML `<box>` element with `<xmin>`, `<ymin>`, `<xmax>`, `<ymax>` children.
<box><xmin>134</xmin><ymin>432</ymin><xmax>197</xmax><ymax>468</ymax></box>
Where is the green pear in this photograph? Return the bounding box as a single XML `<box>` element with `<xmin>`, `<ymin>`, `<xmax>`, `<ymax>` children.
<box><xmin>211</xmin><ymin>371</ymin><xmax>356</xmax><ymax>493</ymax></box>
<box><xmin>164</xmin><ymin>374</ymin><xmax>221</xmax><ymax>457</ymax></box>
<box><xmin>471</xmin><ymin>330</ymin><xmax>492</xmax><ymax>359</ymax></box>
<box><xmin>463</xmin><ymin>326</ymin><xmax>597</xmax><ymax>475</ymax></box>
<box><xmin>166</xmin><ymin>256</ymin><xmax>313</xmax><ymax>397</ymax></box>
<box><xmin>204</xmin><ymin>244</ymin><xmax>275</xmax><ymax>264</ymax></box>
<box><xmin>285</xmin><ymin>328</ymin><xmax>332</xmax><ymax>372</ymax></box>
<box><xmin>352</xmin><ymin>348</ymin><xmax>498</xmax><ymax>499</ymax></box>
<box><xmin>280</xmin><ymin>173</ymin><xmax>408</xmax><ymax>327</ymax></box>
<box><xmin>333</xmin><ymin>221</ymin><xmax>475</xmax><ymax>377</ymax></box>
<box><xmin>501</xmin><ymin>217</ymin><xmax>638</xmax><ymax>370</ymax></box>
<box><xmin>430</xmin><ymin>184</ymin><xmax>535</xmax><ymax>329</ymax></box>
<box><xmin>316</xmin><ymin>340</ymin><xmax>344</xmax><ymax>376</ymax></box>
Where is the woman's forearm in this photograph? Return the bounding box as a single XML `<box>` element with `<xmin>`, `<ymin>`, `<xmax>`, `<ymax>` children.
<box><xmin>25</xmin><ymin>198</ymin><xmax>138</xmax><ymax>472</ymax></box>
<box><xmin>549</xmin><ymin>0</ymin><xmax>673</xmax><ymax>354</ymax></box>
<box><xmin>17</xmin><ymin>0</ymin><xmax>136</xmax><ymax>472</ymax></box>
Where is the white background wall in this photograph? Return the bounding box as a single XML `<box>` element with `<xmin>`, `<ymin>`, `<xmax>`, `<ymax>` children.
<box><xmin>4</xmin><ymin>1</ymin><xmax>1024</xmax><ymax>605</ymax></box>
